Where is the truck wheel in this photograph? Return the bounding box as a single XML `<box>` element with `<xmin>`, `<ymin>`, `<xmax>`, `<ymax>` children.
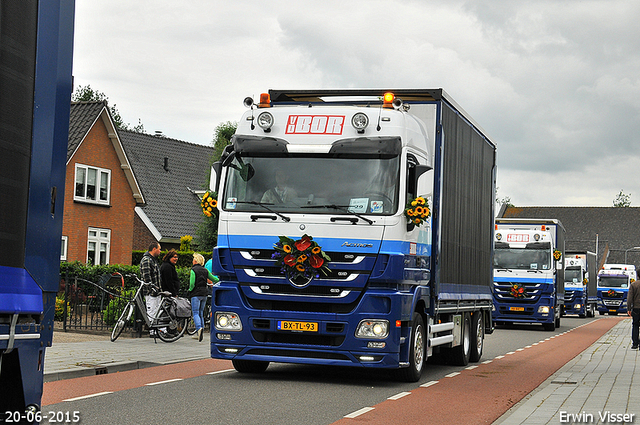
<box><xmin>451</xmin><ymin>313</ymin><xmax>471</xmax><ymax>366</ymax></box>
<box><xmin>469</xmin><ymin>311</ymin><xmax>484</xmax><ymax>363</ymax></box>
<box><xmin>555</xmin><ymin>313</ymin><xmax>561</xmax><ymax>328</ymax></box>
<box><xmin>396</xmin><ymin>312</ymin><xmax>425</xmax><ymax>382</ymax></box>
<box><xmin>232</xmin><ymin>359</ymin><xmax>269</xmax><ymax>374</ymax></box>
<box><xmin>588</xmin><ymin>304</ymin><xmax>595</xmax><ymax>317</ymax></box>
<box><xmin>542</xmin><ymin>321</ymin><xmax>556</xmax><ymax>331</ymax></box>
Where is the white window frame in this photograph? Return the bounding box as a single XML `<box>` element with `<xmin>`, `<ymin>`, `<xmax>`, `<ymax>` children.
<box><xmin>60</xmin><ymin>236</ymin><xmax>68</xmax><ymax>261</ymax></box>
<box><xmin>87</xmin><ymin>227</ymin><xmax>111</xmax><ymax>265</ymax></box>
<box><xmin>74</xmin><ymin>163</ymin><xmax>111</xmax><ymax>205</ymax></box>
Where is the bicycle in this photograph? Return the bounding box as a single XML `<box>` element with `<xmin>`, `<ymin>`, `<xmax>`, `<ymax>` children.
<box><xmin>111</xmin><ymin>274</ymin><xmax>188</xmax><ymax>343</ymax></box>
<box><xmin>186</xmin><ymin>294</ymin><xmax>211</xmax><ymax>335</ymax></box>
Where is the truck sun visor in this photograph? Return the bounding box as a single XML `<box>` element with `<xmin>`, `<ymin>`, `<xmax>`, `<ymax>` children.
<box><xmin>232</xmin><ymin>135</ymin><xmax>289</xmax><ymax>155</ymax></box>
<box><xmin>329</xmin><ymin>137</ymin><xmax>401</xmax><ymax>156</ymax></box>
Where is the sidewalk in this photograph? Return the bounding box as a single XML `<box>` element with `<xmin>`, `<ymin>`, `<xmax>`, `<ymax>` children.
<box><xmin>494</xmin><ymin>318</ymin><xmax>639</xmax><ymax>424</ymax></box>
<box><xmin>44</xmin><ymin>331</ymin><xmax>212</xmax><ymax>382</ymax></box>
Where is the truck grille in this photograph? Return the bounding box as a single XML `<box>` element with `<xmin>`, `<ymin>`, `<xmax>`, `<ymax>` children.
<box><xmin>493</xmin><ymin>281</ymin><xmax>542</xmax><ymax>301</ymax></box>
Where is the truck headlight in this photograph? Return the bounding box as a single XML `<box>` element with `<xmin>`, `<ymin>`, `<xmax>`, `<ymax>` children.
<box><xmin>574</xmin><ymin>304</ymin><xmax>581</xmax><ymax>309</ymax></box>
<box><xmin>356</xmin><ymin>319</ymin><xmax>389</xmax><ymax>339</ymax></box>
<box><xmin>214</xmin><ymin>312</ymin><xmax>242</xmax><ymax>331</ymax></box>
<box><xmin>538</xmin><ymin>306</ymin><xmax>550</xmax><ymax>314</ymax></box>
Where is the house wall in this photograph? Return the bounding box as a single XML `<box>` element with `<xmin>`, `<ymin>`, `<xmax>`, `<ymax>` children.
<box><xmin>62</xmin><ymin>117</ymin><xmax>137</xmax><ymax>265</ymax></box>
<box><xmin>133</xmin><ymin>214</ymin><xmax>158</xmax><ymax>251</ymax></box>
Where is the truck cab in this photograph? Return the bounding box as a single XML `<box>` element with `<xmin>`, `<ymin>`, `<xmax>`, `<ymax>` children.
<box><xmin>563</xmin><ymin>251</ymin><xmax>597</xmax><ymax>318</ymax></box>
<box><xmin>597</xmin><ymin>264</ymin><xmax>635</xmax><ymax>315</ymax></box>
<box><xmin>492</xmin><ymin>218</ymin><xmax>565</xmax><ymax>331</ymax></box>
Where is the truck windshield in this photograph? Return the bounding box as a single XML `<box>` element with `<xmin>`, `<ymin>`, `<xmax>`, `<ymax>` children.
<box><xmin>222</xmin><ymin>155</ymin><xmax>401</xmax><ymax>215</ymax></box>
<box><xmin>493</xmin><ymin>246</ymin><xmax>551</xmax><ymax>270</ymax></box>
<box><xmin>564</xmin><ymin>267</ymin><xmax>583</xmax><ymax>287</ymax></box>
<box><xmin>598</xmin><ymin>276</ymin><xmax>629</xmax><ymax>288</ymax></box>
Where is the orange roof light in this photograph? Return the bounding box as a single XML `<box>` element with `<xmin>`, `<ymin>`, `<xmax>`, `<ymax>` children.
<box><xmin>258</xmin><ymin>93</ymin><xmax>271</xmax><ymax>108</ymax></box>
<box><xmin>383</xmin><ymin>92</ymin><xmax>395</xmax><ymax>109</ymax></box>
<box><xmin>541</xmin><ymin>225</ymin><xmax>546</xmax><ymax>231</ymax></box>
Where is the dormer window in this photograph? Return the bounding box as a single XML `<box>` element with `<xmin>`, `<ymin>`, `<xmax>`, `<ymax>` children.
<box><xmin>74</xmin><ymin>164</ymin><xmax>111</xmax><ymax>205</ymax></box>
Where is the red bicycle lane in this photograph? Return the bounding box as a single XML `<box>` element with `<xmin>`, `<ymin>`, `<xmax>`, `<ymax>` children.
<box><xmin>331</xmin><ymin>317</ymin><xmax>623</xmax><ymax>425</ymax></box>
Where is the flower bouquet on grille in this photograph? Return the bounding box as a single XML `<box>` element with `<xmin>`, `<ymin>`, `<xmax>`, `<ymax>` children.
<box><xmin>273</xmin><ymin>235</ymin><xmax>331</xmax><ymax>285</ymax></box>
<box><xmin>510</xmin><ymin>282</ymin><xmax>527</xmax><ymax>298</ymax></box>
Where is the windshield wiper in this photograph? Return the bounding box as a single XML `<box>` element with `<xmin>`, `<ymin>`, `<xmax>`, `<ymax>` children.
<box><xmin>237</xmin><ymin>201</ymin><xmax>290</xmax><ymax>222</ymax></box>
<box><xmin>301</xmin><ymin>204</ymin><xmax>374</xmax><ymax>225</ymax></box>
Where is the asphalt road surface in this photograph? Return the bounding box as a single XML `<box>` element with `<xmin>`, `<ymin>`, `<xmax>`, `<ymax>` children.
<box><xmin>42</xmin><ymin>316</ymin><xmax>617</xmax><ymax>425</ymax></box>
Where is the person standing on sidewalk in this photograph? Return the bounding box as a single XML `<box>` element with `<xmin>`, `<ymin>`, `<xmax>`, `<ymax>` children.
<box><xmin>160</xmin><ymin>249</ymin><xmax>181</xmax><ymax>297</ymax></box>
<box><xmin>189</xmin><ymin>253</ymin><xmax>219</xmax><ymax>342</ymax></box>
<box><xmin>140</xmin><ymin>241</ymin><xmax>162</xmax><ymax>337</ymax></box>
<box><xmin>627</xmin><ymin>277</ymin><xmax>640</xmax><ymax>349</ymax></box>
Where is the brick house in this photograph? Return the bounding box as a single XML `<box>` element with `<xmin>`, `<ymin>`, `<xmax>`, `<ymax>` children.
<box><xmin>62</xmin><ymin>101</ymin><xmax>143</xmax><ymax>265</ymax></box>
<box><xmin>62</xmin><ymin>101</ymin><xmax>215</xmax><ymax>265</ymax></box>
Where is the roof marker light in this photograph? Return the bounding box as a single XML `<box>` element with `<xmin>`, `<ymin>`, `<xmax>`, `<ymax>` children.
<box><xmin>383</xmin><ymin>92</ymin><xmax>395</xmax><ymax>109</ymax></box>
<box><xmin>258</xmin><ymin>93</ymin><xmax>271</xmax><ymax>108</ymax></box>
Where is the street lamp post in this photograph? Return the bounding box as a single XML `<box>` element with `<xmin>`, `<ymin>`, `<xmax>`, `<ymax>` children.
<box><xmin>624</xmin><ymin>246</ymin><xmax>640</xmax><ymax>263</ymax></box>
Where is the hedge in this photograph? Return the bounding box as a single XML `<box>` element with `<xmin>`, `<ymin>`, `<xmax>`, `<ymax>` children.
<box><xmin>131</xmin><ymin>250</ymin><xmax>213</xmax><ymax>269</ymax></box>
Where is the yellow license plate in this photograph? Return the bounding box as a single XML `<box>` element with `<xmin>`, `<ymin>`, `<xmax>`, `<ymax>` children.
<box><xmin>509</xmin><ymin>307</ymin><xmax>525</xmax><ymax>312</ymax></box>
<box><xmin>277</xmin><ymin>320</ymin><xmax>318</xmax><ymax>332</ymax></box>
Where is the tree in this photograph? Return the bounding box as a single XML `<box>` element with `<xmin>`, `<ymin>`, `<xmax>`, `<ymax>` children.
<box><xmin>71</xmin><ymin>85</ymin><xmax>145</xmax><ymax>133</ymax></box>
<box><xmin>195</xmin><ymin>122</ymin><xmax>237</xmax><ymax>251</ymax></box>
<box><xmin>495</xmin><ymin>187</ymin><xmax>513</xmax><ymax>208</ymax></box>
<box><xmin>211</xmin><ymin>121</ymin><xmax>237</xmax><ymax>162</ymax></box>
<box><xmin>613</xmin><ymin>190</ymin><xmax>631</xmax><ymax>207</ymax></box>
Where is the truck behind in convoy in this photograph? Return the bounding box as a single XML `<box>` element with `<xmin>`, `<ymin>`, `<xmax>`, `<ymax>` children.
<box><xmin>208</xmin><ymin>89</ymin><xmax>496</xmax><ymax>381</ymax></box>
<box><xmin>0</xmin><ymin>0</ymin><xmax>74</xmax><ymax>415</ymax></box>
<box><xmin>563</xmin><ymin>251</ymin><xmax>597</xmax><ymax>317</ymax></box>
<box><xmin>597</xmin><ymin>264</ymin><xmax>636</xmax><ymax>315</ymax></box>
<box><xmin>492</xmin><ymin>218</ymin><xmax>565</xmax><ymax>331</ymax></box>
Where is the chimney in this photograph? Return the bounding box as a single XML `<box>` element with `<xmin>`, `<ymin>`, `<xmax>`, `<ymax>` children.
<box><xmin>163</xmin><ymin>157</ymin><xmax>169</xmax><ymax>171</ymax></box>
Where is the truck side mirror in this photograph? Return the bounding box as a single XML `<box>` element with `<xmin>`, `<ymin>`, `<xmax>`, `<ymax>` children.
<box><xmin>211</xmin><ymin>162</ymin><xmax>221</xmax><ymax>192</ymax></box>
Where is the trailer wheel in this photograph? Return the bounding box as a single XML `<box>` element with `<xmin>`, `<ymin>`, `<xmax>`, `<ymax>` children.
<box><xmin>232</xmin><ymin>359</ymin><xmax>269</xmax><ymax>374</ymax></box>
<box><xmin>469</xmin><ymin>311</ymin><xmax>484</xmax><ymax>363</ymax></box>
<box><xmin>451</xmin><ymin>313</ymin><xmax>471</xmax><ymax>366</ymax></box>
<box><xmin>395</xmin><ymin>313</ymin><xmax>425</xmax><ymax>382</ymax></box>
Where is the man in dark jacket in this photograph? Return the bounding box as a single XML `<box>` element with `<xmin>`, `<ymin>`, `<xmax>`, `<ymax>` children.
<box><xmin>140</xmin><ymin>241</ymin><xmax>161</xmax><ymax>336</ymax></box>
<box><xmin>627</xmin><ymin>277</ymin><xmax>640</xmax><ymax>349</ymax></box>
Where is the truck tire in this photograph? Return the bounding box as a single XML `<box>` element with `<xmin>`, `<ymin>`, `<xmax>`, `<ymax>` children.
<box><xmin>587</xmin><ymin>304</ymin><xmax>595</xmax><ymax>317</ymax></box>
<box><xmin>450</xmin><ymin>313</ymin><xmax>471</xmax><ymax>366</ymax></box>
<box><xmin>395</xmin><ymin>312</ymin><xmax>425</xmax><ymax>382</ymax></box>
<box><xmin>542</xmin><ymin>321</ymin><xmax>555</xmax><ymax>331</ymax></box>
<box><xmin>469</xmin><ymin>311</ymin><xmax>484</xmax><ymax>363</ymax></box>
<box><xmin>555</xmin><ymin>313</ymin><xmax>561</xmax><ymax>328</ymax></box>
<box><xmin>232</xmin><ymin>359</ymin><xmax>269</xmax><ymax>374</ymax></box>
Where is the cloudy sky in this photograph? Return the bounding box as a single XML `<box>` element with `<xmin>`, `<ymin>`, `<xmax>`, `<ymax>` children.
<box><xmin>73</xmin><ymin>0</ymin><xmax>640</xmax><ymax>207</ymax></box>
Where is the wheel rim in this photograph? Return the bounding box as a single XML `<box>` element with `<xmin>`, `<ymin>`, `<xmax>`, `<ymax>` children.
<box><xmin>463</xmin><ymin>320</ymin><xmax>470</xmax><ymax>355</ymax></box>
<box><xmin>414</xmin><ymin>323</ymin><xmax>424</xmax><ymax>370</ymax></box>
<box><xmin>475</xmin><ymin>313</ymin><xmax>483</xmax><ymax>354</ymax></box>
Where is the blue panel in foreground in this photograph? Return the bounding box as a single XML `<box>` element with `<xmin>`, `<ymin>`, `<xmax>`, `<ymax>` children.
<box><xmin>0</xmin><ymin>266</ymin><xmax>43</xmax><ymax>314</ymax></box>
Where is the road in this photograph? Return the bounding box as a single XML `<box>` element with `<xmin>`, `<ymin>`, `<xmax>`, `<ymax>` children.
<box><xmin>41</xmin><ymin>316</ymin><xmax>614</xmax><ymax>425</ymax></box>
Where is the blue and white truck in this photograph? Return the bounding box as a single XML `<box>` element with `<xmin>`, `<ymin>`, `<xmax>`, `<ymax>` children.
<box><xmin>597</xmin><ymin>264</ymin><xmax>636</xmax><ymax>315</ymax></box>
<box><xmin>209</xmin><ymin>89</ymin><xmax>496</xmax><ymax>381</ymax></box>
<box><xmin>0</xmin><ymin>0</ymin><xmax>74</xmax><ymax>416</ymax></box>
<box><xmin>492</xmin><ymin>218</ymin><xmax>565</xmax><ymax>331</ymax></box>
<box><xmin>563</xmin><ymin>251</ymin><xmax>597</xmax><ymax>318</ymax></box>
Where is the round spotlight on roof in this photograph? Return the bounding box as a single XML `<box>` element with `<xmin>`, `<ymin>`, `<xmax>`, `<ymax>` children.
<box><xmin>351</xmin><ymin>113</ymin><xmax>369</xmax><ymax>133</ymax></box>
<box><xmin>243</xmin><ymin>97</ymin><xmax>254</xmax><ymax>108</ymax></box>
<box><xmin>257</xmin><ymin>111</ymin><xmax>274</xmax><ymax>131</ymax></box>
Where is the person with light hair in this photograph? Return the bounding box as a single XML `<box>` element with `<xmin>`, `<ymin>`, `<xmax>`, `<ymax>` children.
<box><xmin>189</xmin><ymin>253</ymin><xmax>219</xmax><ymax>342</ymax></box>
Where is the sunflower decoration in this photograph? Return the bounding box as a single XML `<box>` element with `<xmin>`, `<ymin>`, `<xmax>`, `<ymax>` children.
<box><xmin>553</xmin><ymin>250</ymin><xmax>562</xmax><ymax>261</ymax></box>
<box><xmin>510</xmin><ymin>282</ymin><xmax>527</xmax><ymax>298</ymax></box>
<box><xmin>201</xmin><ymin>192</ymin><xmax>218</xmax><ymax>217</ymax></box>
<box><xmin>273</xmin><ymin>234</ymin><xmax>331</xmax><ymax>283</ymax></box>
<box><xmin>606</xmin><ymin>289</ymin><xmax>617</xmax><ymax>297</ymax></box>
<box><xmin>404</xmin><ymin>196</ymin><xmax>430</xmax><ymax>227</ymax></box>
